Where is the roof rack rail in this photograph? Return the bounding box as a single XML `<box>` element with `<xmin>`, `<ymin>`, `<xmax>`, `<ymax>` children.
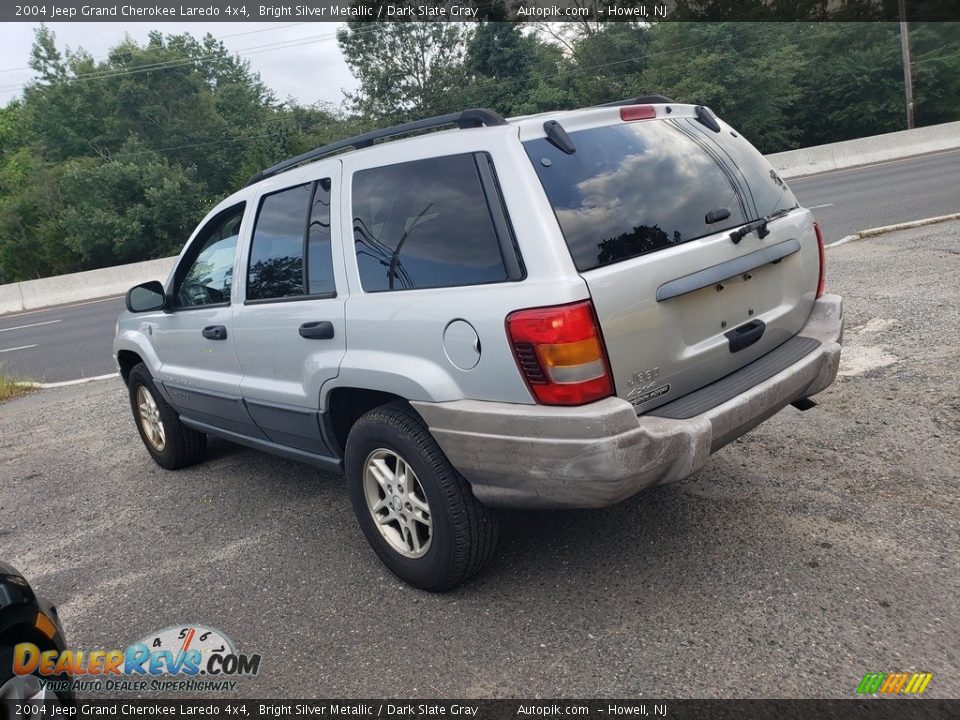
<box><xmin>596</xmin><ymin>95</ymin><xmax>675</xmax><ymax>107</ymax></box>
<box><xmin>246</xmin><ymin>108</ymin><xmax>508</xmax><ymax>186</ymax></box>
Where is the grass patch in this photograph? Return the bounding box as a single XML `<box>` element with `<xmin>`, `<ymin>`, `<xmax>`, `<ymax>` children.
<box><xmin>0</xmin><ymin>372</ymin><xmax>33</xmax><ymax>403</ymax></box>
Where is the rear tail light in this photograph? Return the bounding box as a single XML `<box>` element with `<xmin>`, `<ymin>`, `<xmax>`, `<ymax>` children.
<box><xmin>814</xmin><ymin>221</ymin><xmax>826</xmax><ymax>298</ymax></box>
<box><xmin>620</xmin><ymin>105</ymin><xmax>656</xmax><ymax>122</ymax></box>
<box><xmin>506</xmin><ymin>300</ymin><xmax>613</xmax><ymax>406</ymax></box>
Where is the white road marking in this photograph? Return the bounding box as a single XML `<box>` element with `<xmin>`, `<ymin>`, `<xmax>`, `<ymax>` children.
<box><xmin>36</xmin><ymin>373</ymin><xmax>120</xmax><ymax>389</ymax></box>
<box><xmin>808</xmin><ymin>203</ymin><xmax>834</xmax><ymax>209</ymax></box>
<box><xmin>0</xmin><ymin>344</ymin><xmax>37</xmax><ymax>353</ymax></box>
<box><xmin>825</xmin><ymin>234</ymin><xmax>861</xmax><ymax>249</ymax></box>
<box><xmin>19</xmin><ymin>373</ymin><xmax>119</xmax><ymax>389</ymax></box>
<box><xmin>825</xmin><ymin>212</ymin><xmax>960</xmax><ymax>248</ymax></box>
<box><xmin>0</xmin><ymin>319</ymin><xmax>61</xmax><ymax>333</ymax></box>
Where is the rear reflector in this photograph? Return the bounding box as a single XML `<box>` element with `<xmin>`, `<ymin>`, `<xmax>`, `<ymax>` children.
<box><xmin>814</xmin><ymin>221</ymin><xmax>826</xmax><ymax>298</ymax></box>
<box><xmin>507</xmin><ymin>300</ymin><xmax>613</xmax><ymax>406</ymax></box>
<box><xmin>620</xmin><ymin>105</ymin><xmax>656</xmax><ymax>122</ymax></box>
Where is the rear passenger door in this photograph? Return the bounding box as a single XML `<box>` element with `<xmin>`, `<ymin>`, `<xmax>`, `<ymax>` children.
<box><xmin>232</xmin><ymin>162</ymin><xmax>347</xmax><ymax>457</ymax></box>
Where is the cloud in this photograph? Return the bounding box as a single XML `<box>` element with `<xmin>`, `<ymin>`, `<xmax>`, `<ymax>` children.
<box><xmin>549</xmin><ymin>123</ymin><xmax>743</xmax><ymax>266</ymax></box>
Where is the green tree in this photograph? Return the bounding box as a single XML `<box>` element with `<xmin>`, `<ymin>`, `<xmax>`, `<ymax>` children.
<box><xmin>56</xmin><ymin>143</ymin><xmax>209</xmax><ymax>268</ymax></box>
<box><xmin>337</xmin><ymin>20</ymin><xmax>473</xmax><ymax>122</ymax></box>
<box><xmin>0</xmin><ymin>26</ymin><xmax>318</xmax><ymax>281</ymax></box>
<box><xmin>20</xmin><ymin>27</ymin><xmax>276</xmax><ymax>189</ymax></box>
<box><xmin>464</xmin><ymin>21</ymin><xmax>572</xmax><ymax>116</ymax></box>
<box><xmin>789</xmin><ymin>23</ymin><xmax>908</xmax><ymax>146</ymax></box>
<box><xmin>911</xmin><ymin>22</ymin><xmax>960</xmax><ymax>127</ymax></box>
<box><xmin>640</xmin><ymin>23</ymin><xmax>804</xmax><ymax>152</ymax></box>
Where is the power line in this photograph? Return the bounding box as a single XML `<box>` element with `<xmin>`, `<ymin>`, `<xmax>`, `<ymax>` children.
<box><xmin>12</xmin><ymin>23</ymin><xmax>955</xmax><ymax>168</ymax></box>
<box><xmin>0</xmin><ymin>1</ymin><xmax>508</xmax><ymax>93</ymax></box>
<box><xmin>0</xmin><ymin>28</ymin><xmax>347</xmax><ymax>93</ymax></box>
<box><xmin>0</xmin><ymin>22</ymin><xmax>314</xmax><ymax>75</ymax></box>
<box><xmin>911</xmin><ymin>49</ymin><xmax>960</xmax><ymax>65</ymax></box>
<box><xmin>62</xmin><ymin>24</ymin><xmax>803</xmax><ymax>166</ymax></box>
<box><xmin>429</xmin><ymin>22</ymin><xmax>799</xmax><ymax>116</ymax></box>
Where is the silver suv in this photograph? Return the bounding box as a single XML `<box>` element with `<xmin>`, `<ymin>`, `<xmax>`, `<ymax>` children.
<box><xmin>114</xmin><ymin>99</ymin><xmax>843</xmax><ymax>590</ymax></box>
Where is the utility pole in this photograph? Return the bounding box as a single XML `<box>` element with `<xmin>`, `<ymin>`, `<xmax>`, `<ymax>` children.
<box><xmin>899</xmin><ymin>0</ymin><xmax>915</xmax><ymax>129</ymax></box>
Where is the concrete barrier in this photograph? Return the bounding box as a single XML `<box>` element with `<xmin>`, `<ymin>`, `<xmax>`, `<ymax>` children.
<box><xmin>770</xmin><ymin>121</ymin><xmax>960</xmax><ymax>179</ymax></box>
<box><xmin>0</xmin><ymin>256</ymin><xmax>175</xmax><ymax>314</ymax></box>
<box><xmin>0</xmin><ymin>282</ymin><xmax>25</xmax><ymax>315</ymax></box>
<box><xmin>1</xmin><ymin>121</ymin><xmax>958</xmax><ymax>314</ymax></box>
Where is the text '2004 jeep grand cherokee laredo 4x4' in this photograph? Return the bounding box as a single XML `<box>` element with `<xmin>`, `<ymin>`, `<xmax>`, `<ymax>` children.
<box><xmin>114</xmin><ymin>98</ymin><xmax>843</xmax><ymax>591</ymax></box>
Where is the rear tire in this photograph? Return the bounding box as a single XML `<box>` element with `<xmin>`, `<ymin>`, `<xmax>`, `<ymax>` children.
<box><xmin>345</xmin><ymin>402</ymin><xmax>499</xmax><ymax>591</ymax></box>
<box><xmin>128</xmin><ymin>363</ymin><xmax>206</xmax><ymax>470</ymax></box>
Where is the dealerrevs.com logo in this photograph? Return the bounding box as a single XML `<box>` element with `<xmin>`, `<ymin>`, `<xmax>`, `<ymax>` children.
<box><xmin>12</xmin><ymin>624</ymin><xmax>260</xmax><ymax>693</ymax></box>
<box><xmin>856</xmin><ymin>672</ymin><xmax>933</xmax><ymax>695</ymax></box>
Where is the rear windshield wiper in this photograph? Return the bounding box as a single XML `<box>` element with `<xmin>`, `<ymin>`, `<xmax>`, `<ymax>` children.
<box><xmin>729</xmin><ymin>208</ymin><xmax>793</xmax><ymax>244</ymax></box>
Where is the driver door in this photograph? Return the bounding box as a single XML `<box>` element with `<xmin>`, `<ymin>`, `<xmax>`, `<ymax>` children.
<box><xmin>150</xmin><ymin>202</ymin><xmax>263</xmax><ymax>438</ymax></box>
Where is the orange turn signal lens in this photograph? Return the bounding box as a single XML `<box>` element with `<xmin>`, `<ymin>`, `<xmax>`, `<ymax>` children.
<box><xmin>34</xmin><ymin>612</ymin><xmax>57</xmax><ymax>641</ymax></box>
<box><xmin>538</xmin><ymin>337</ymin><xmax>603</xmax><ymax>367</ymax></box>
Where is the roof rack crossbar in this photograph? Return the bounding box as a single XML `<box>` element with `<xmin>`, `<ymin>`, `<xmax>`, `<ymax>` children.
<box><xmin>246</xmin><ymin>108</ymin><xmax>507</xmax><ymax>186</ymax></box>
<box><xmin>596</xmin><ymin>95</ymin><xmax>675</xmax><ymax>107</ymax></box>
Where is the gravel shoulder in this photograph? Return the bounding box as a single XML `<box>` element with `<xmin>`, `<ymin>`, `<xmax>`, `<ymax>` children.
<box><xmin>1</xmin><ymin>222</ymin><xmax>957</xmax><ymax>699</ymax></box>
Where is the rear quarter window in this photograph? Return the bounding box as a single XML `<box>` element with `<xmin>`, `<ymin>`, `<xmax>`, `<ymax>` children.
<box><xmin>351</xmin><ymin>153</ymin><xmax>510</xmax><ymax>292</ymax></box>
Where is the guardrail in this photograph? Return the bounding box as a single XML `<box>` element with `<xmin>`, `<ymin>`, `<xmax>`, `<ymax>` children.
<box><xmin>0</xmin><ymin>257</ymin><xmax>176</xmax><ymax>314</ymax></box>
<box><xmin>1</xmin><ymin>120</ymin><xmax>958</xmax><ymax>315</ymax></box>
<box><xmin>770</xmin><ymin>120</ymin><xmax>960</xmax><ymax>178</ymax></box>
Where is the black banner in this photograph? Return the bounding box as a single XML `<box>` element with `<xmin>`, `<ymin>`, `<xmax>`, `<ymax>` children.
<box><xmin>2</xmin><ymin>0</ymin><xmax>959</xmax><ymax>23</ymax></box>
<box><xmin>1</xmin><ymin>700</ymin><xmax>959</xmax><ymax>720</ymax></box>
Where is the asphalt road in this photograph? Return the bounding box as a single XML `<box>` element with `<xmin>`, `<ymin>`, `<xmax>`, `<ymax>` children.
<box><xmin>0</xmin><ymin>296</ymin><xmax>125</xmax><ymax>384</ymax></box>
<box><xmin>790</xmin><ymin>148</ymin><xmax>960</xmax><ymax>242</ymax></box>
<box><xmin>1</xmin><ymin>221</ymin><xmax>957</xmax><ymax>698</ymax></box>
<box><xmin>0</xmin><ymin>149</ymin><xmax>957</xmax><ymax>384</ymax></box>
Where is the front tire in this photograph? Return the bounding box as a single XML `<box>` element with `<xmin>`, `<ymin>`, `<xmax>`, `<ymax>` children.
<box><xmin>345</xmin><ymin>402</ymin><xmax>499</xmax><ymax>591</ymax></box>
<box><xmin>128</xmin><ymin>363</ymin><xmax>206</xmax><ymax>470</ymax></box>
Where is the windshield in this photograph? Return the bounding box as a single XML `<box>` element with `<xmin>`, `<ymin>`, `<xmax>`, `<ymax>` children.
<box><xmin>524</xmin><ymin>118</ymin><xmax>797</xmax><ymax>272</ymax></box>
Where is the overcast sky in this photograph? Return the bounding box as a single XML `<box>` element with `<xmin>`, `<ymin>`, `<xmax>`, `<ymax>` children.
<box><xmin>0</xmin><ymin>22</ymin><xmax>360</xmax><ymax>108</ymax></box>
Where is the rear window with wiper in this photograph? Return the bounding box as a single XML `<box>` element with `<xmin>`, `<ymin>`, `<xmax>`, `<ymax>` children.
<box><xmin>524</xmin><ymin>119</ymin><xmax>796</xmax><ymax>272</ymax></box>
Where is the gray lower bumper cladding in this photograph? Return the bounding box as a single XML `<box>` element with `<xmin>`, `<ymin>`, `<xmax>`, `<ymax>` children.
<box><xmin>413</xmin><ymin>294</ymin><xmax>843</xmax><ymax>509</ymax></box>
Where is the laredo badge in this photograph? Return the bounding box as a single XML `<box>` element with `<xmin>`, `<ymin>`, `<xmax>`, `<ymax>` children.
<box><xmin>628</xmin><ymin>384</ymin><xmax>671</xmax><ymax>406</ymax></box>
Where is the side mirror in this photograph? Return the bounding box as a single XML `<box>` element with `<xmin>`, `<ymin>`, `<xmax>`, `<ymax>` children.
<box><xmin>126</xmin><ymin>281</ymin><xmax>167</xmax><ymax>313</ymax></box>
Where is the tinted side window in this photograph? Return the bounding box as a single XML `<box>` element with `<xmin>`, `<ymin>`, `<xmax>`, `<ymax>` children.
<box><xmin>307</xmin><ymin>179</ymin><xmax>335</xmax><ymax>296</ymax></box>
<box><xmin>247</xmin><ymin>184</ymin><xmax>311</xmax><ymax>301</ymax></box>
<box><xmin>352</xmin><ymin>154</ymin><xmax>508</xmax><ymax>292</ymax></box>
<box><xmin>175</xmin><ymin>204</ymin><xmax>244</xmax><ymax>307</ymax></box>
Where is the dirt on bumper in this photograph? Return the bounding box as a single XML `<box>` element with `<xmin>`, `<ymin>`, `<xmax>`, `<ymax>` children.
<box><xmin>413</xmin><ymin>294</ymin><xmax>843</xmax><ymax>509</ymax></box>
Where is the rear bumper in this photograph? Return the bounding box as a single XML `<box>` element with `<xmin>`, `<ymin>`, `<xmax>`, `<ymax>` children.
<box><xmin>412</xmin><ymin>294</ymin><xmax>843</xmax><ymax>509</ymax></box>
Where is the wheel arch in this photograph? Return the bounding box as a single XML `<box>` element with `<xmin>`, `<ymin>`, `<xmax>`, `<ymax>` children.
<box><xmin>116</xmin><ymin>349</ymin><xmax>144</xmax><ymax>385</ymax></box>
<box><xmin>325</xmin><ymin>386</ymin><xmax>416</xmax><ymax>456</ymax></box>
<box><xmin>114</xmin><ymin>331</ymin><xmax>162</xmax><ymax>386</ymax></box>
